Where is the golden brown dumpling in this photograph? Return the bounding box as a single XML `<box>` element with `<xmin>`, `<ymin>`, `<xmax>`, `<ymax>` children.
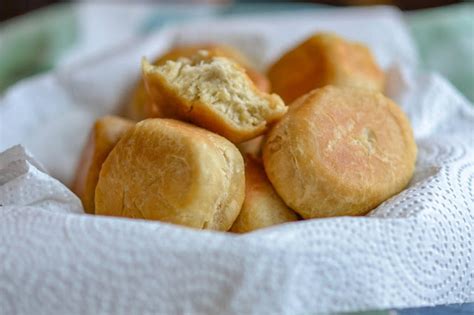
<box><xmin>126</xmin><ymin>43</ymin><xmax>270</xmax><ymax>121</ymax></box>
<box><xmin>231</xmin><ymin>156</ymin><xmax>298</xmax><ymax>233</ymax></box>
<box><xmin>95</xmin><ymin>118</ymin><xmax>245</xmax><ymax>230</ymax></box>
<box><xmin>268</xmin><ymin>33</ymin><xmax>385</xmax><ymax>104</ymax></box>
<box><xmin>142</xmin><ymin>53</ymin><xmax>286</xmax><ymax>143</ymax></box>
<box><xmin>263</xmin><ymin>86</ymin><xmax>417</xmax><ymax>218</ymax></box>
<box><xmin>72</xmin><ymin>116</ymin><xmax>134</xmax><ymax>214</ymax></box>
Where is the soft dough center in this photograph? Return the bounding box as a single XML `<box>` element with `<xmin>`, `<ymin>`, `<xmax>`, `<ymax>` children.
<box><xmin>156</xmin><ymin>54</ymin><xmax>275</xmax><ymax>127</ymax></box>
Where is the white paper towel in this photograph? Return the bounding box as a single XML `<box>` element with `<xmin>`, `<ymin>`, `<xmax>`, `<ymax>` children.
<box><xmin>0</xmin><ymin>7</ymin><xmax>473</xmax><ymax>315</ymax></box>
<box><xmin>0</xmin><ymin>145</ymin><xmax>83</xmax><ymax>213</ymax></box>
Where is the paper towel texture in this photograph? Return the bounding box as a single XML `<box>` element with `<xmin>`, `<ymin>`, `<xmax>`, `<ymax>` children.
<box><xmin>0</xmin><ymin>7</ymin><xmax>473</xmax><ymax>315</ymax></box>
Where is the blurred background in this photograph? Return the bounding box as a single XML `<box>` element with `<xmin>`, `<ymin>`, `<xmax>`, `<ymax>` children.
<box><xmin>0</xmin><ymin>0</ymin><xmax>465</xmax><ymax>20</ymax></box>
<box><xmin>0</xmin><ymin>0</ymin><xmax>472</xmax><ymax>101</ymax></box>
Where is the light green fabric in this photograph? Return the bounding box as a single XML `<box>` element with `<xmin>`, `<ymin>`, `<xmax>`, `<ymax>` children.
<box><xmin>407</xmin><ymin>3</ymin><xmax>474</xmax><ymax>101</ymax></box>
<box><xmin>0</xmin><ymin>4</ymin><xmax>77</xmax><ymax>91</ymax></box>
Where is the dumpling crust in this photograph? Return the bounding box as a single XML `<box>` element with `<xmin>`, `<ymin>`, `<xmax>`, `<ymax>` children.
<box><xmin>263</xmin><ymin>86</ymin><xmax>417</xmax><ymax>218</ymax></box>
<box><xmin>95</xmin><ymin>118</ymin><xmax>245</xmax><ymax>230</ymax></box>
<box><xmin>268</xmin><ymin>32</ymin><xmax>385</xmax><ymax>104</ymax></box>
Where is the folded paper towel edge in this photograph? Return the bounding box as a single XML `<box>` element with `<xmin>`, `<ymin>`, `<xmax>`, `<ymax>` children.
<box><xmin>0</xmin><ymin>144</ymin><xmax>46</xmax><ymax>173</ymax></box>
<box><xmin>0</xmin><ymin>144</ymin><xmax>83</xmax><ymax>214</ymax></box>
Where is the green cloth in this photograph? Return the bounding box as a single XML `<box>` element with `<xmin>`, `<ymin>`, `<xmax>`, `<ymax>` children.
<box><xmin>407</xmin><ymin>3</ymin><xmax>474</xmax><ymax>101</ymax></box>
<box><xmin>0</xmin><ymin>4</ymin><xmax>77</xmax><ymax>91</ymax></box>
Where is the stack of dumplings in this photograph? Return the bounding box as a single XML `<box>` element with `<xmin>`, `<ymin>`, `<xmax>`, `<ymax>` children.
<box><xmin>73</xmin><ymin>33</ymin><xmax>417</xmax><ymax>233</ymax></box>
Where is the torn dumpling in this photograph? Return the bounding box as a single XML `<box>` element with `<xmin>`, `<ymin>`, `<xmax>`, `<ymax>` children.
<box><xmin>142</xmin><ymin>53</ymin><xmax>287</xmax><ymax>143</ymax></box>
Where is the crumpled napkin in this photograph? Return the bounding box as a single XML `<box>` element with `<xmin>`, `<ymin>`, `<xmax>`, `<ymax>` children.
<box><xmin>0</xmin><ymin>145</ymin><xmax>82</xmax><ymax>213</ymax></box>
